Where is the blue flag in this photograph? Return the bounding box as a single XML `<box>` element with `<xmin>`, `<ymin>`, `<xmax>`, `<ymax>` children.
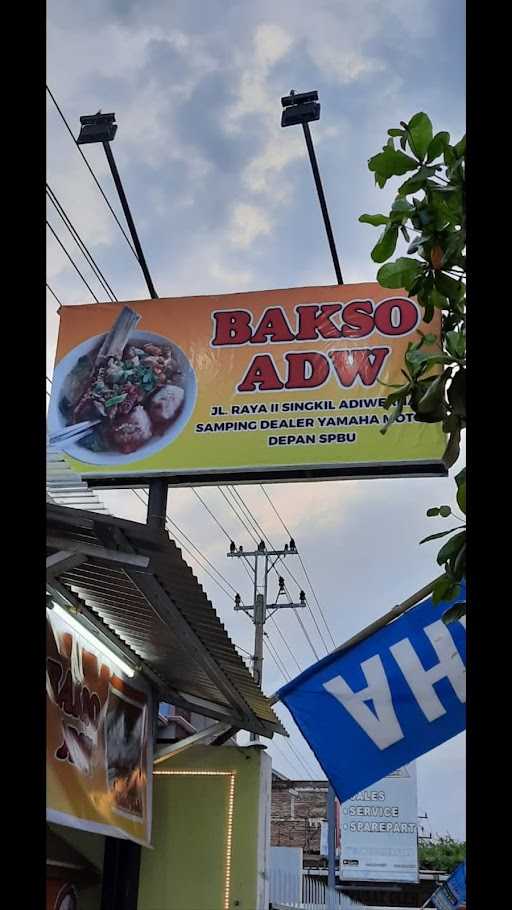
<box><xmin>431</xmin><ymin>861</ymin><xmax>466</xmax><ymax>908</ymax></box>
<box><xmin>277</xmin><ymin>585</ymin><xmax>466</xmax><ymax>802</ymax></box>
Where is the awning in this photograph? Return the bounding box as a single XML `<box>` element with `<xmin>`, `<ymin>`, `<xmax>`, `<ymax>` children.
<box><xmin>47</xmin><ymin>502</ymin><xmax>285</xmax><ymax>738</ymax></box>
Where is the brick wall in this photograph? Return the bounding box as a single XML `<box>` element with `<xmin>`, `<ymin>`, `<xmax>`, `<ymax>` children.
<box><xmin>271</xmin><ymin>778</ymin><xmax>327</xmax><ymax>854</ymax></box>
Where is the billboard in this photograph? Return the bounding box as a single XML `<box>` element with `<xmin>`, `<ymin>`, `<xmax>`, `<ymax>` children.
<box><xmin>46</xmin><ymin>608</ymin><xmax>153</xmax><ymax>846</ymax></box>
<box><xmin>340</xmin><ymin>764</ymin><xmax>418</xmax><ymax>883</ymax></box>
<box><xmin>48</xmin><ymin>284</ymin><xmax>446</xmax><ymax>486</ymax></box>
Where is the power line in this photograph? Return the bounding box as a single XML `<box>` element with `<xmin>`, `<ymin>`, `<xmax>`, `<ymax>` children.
<box><xmin>135</xmin><ymin>489</ymin><xmax>238</xmax><ymax>595</ymax></box>
<box><xmin>225</xmin><ymin>490</ymin><xmax>322</xmax><ymax>668</ymax></box>
<box><xmin>133</xmin><ymin>490</ymin><xmax>296</xmax><ymax>682</ymax></box>
<box><xmin>219</xmin><ymin>487</ymin><xmax>258</xmax><ymax>544</ymax></box>
<box><xmin>191</xmin><ymin>488</ymin><xmax>254</xmax><ymax>586</ymax></box>
<box><xmin>267</xmin><ymin>614</ymin><xmax>303</xmax><ymax>675</ymax></box>
<box><xmin>46</xmin><ymin>283</ymin><xmax>62</xmax><ymax>307</ymax></box>
<box><xmin>264</xmin><ymin>637</ymin><xmax>291</xmax><ymax>682</ymax></box>
<box><xmin>131</xmin><ymin>490</ymin><xmax>235</xmax><ymax>600</ymax></box>
<box><xmin>229</xmin><ymin>486</ymin><xmax>262</xmax><ymax>540</ymax></box>
<box><xmin>270</xmin><ymin>737</ymin><xmax>308</xmax><ymax>780</ymax></box>
<box><xmin>191</xmin><ymin>488</ymin><xmax>232</xmax><ymax>541</ymax></box>
<box><xmin>46</xmin><ymin>85</ymin><xmax>139</xmax><ymax>261</ymax></box>
<box><xmin>230</xmin><ymin>486</ymin><xmax>329</xmax><ymax>657</ymax></box>
<box><xmin>46</xmin><ymin>183</ymin><xmax>118</xmax><ymax>302</ymax></box>
<box><xmin>46</xmin><ymin>220</ymin><xmax>100</xmax><ymax>302</ymax></box>
<box><xmin>259</xmin><ymin>484</ymin><xmax>336</xmax><ymax>649</ymax></box>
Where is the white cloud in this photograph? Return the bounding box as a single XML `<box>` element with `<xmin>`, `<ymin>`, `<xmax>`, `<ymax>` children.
<box><xmin>228</xmin><ymin>203</ymin><xmax>273</xmax><ymax>248</ymax></box>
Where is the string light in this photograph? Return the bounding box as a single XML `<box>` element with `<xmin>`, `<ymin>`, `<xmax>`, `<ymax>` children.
<box><xmin>154</xmin><ymin>769</ymin><xmax>237</xmax><ymax>909</ymax></box>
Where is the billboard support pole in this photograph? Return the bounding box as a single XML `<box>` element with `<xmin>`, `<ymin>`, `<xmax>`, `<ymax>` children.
<box><xmin>327</xmin><ymin>782</ymin><xmax>337</xmax><ymax>908</ymax></box>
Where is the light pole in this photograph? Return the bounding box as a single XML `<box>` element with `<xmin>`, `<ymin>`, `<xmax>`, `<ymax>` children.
<box><xmin>281</xmin><ymin>89</ymin><xmax>342</xmax><ymax>905</ymax></box>
<box><xmin>77</xmin><ymin>111</ymin><xmax>158</xmax><ymax>299</ymax></box>
<box><xmin>76</xmin><ymin>111</ymin><xmax>165</xmax><ymax>910</ymax></box>
<box><xmin>281</xmin><ymin>89</ymin><xmax>343</xmax><ymax>285</ymax></box>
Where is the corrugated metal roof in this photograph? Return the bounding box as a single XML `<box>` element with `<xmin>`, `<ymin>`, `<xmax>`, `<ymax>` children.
<box><xmin>47</xmin><ymin>502</ymin><xmax>285</xmax><ymax>738</ymax></box>
<box><xmin>47</xmin><ymin>448</ymin><xmax>110</xmax><ymax>513</ymax></box>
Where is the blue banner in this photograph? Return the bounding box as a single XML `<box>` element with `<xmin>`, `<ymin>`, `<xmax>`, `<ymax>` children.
<box><xmin>277</xmin><ymin>585</ymin><xmax>466</xmax><ymax>801</ymax></box>
<box><xmin>431</xmin><ymin>861</ymin><xmax>466</xmax><ymax>909</ymax></box>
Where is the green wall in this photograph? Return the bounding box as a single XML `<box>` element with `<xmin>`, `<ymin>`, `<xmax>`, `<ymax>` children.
<box><xmin>138</xmin><ymin>744</ymin><xmax>270</xmax><ymax>910</ymax></box>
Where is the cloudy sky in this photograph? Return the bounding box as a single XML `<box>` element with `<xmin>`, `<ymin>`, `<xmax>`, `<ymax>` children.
<box><xmin>47</xmin><ymin>0</ymin><xmax>465</xmax><ymax>838</ymax></box>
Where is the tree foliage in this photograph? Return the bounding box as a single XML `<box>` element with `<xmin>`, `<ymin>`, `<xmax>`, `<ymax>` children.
<box><xmin>419</xmin><ymin>836</ymin><xmax>465</xmax><ymax>873</ymax></box>
<box><xmin>361</xmin><ymin>113</ymin><xmax>466</xmax><ymax>617</ymax></box>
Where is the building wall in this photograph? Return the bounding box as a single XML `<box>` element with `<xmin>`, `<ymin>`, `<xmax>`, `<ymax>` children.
<box><xmin>271</xmin><ymin>779</ymin><xmax>328</xmax><ymax>856</ymax></box>
<box><xmin>138</xmin><ymin>744</ymin><xmax>272</xmax><ymax>910</ymax></box>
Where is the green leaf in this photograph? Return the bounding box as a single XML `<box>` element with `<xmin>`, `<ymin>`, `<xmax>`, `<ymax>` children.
<box><xmin>442</xmin><ymin>602</ymin><xmax>466</xmax><ymax>625</ymax></box>
<box><xmin>368</xmin><ymin>147</ymin><xmax>419</xmax><ymax>184</ymax></box>
<box><xmin>391</xmin><ymin>198</ymin><xmax>415</xmax><ymax>216</ymax></box>
<box><xmin>407</xmin><ymin>112</ymin><xmax>433</xmax><ymax>161</ymax></box>
<box><xmin>455</xmin><ymin>466</ymin><xmax>466</xmax><ymax>488</ymax></box>
<box><xmin>443</xmin><ymin>426</ymin><xmax>462</xmax><ymax>469</ymax></box>
<box><xmin>371</xmin><ymin>224</ymin><xmax>399</xmax><ymax>263</ymax></box>
<box><xmin>447</xmin><ymin>370</ymin><xmax>465</xmax><ymax>417</ymax></box>
<box><xmin>388</xmin><ymin>128</ymin><xmax>405</xmax><ymax>137</ymax></box>
<box><xmin>432</xmin><ymin>575</ymin><xmax>460</xmax><ymax>605</ymax></box>
<box><xmin>426</xmin><ymin>131</ymin><xmax>450</xmax><ymax>163</ymax></box>
<box><xmin>456</xmin><ymin>479</ymin><xmax>466</xmax><ymax>515</ymax></box>
<box><xmin>445</xmin><ymin>331</ymin><xmax>465</xmax><ymax>360</ymax></box>
<box><xmin>416</xmin><ymin>372</ymin><xmax>451</xmax><ymax>414</ymax></box>
<box><xmin>454</xmin><ymin>135</ymin><xmax>466</xmax><ymax>157</ymax></box>
<box><xmin>398</xmin><ymin>166</ymin><xmax>440</xmax><ymax>196</ymax></box>
<box><xmin>377</xmin><ymin>257</ymin><xmax>424</xmax><ymax>289</ymax></box>
<box><xmin>426</xmin><ymin>507</ymin><xmax>440</xmax><ymax>516</ymax></box>
<box><xmin>444</xmin><ymin>146</ymin><xmax>457</xmax><ymax>167</ymax></box>
<box><xmin>359</xmin><ymin>213</ymin><xmax>390</xmax><ymax>226</ymax></box>
<box><xmin>430</xmin><ymin>287</ymin><xmax>449</xmax><ymax>309</ymax></box>
<box><xmin>420</xmin><ymin>527</ymin><xmax>465</xmax><ymax>545</ymax></box>
<box><xmin>437</xmin><ymin>531</ymin><xmax>465</xmax><ymax>566</ymax></box>
<box><xmin>406</xmin><ymin>350</ymin><xmax>455</xmax><ymax>368</ymax></box>
<box><xmin>380</xmin><ymin>400</ymin><xmax>403</xmax><ymax>434</ymax></box>
<box><xmin>434</xmin><ymin>272</ymin><xmax>465</xmax><ymax>302</ymax></box>
<box><xmin>439</xmin><ymin>505</ymin><xmax>452</xmax><ymax>517</ymax></box>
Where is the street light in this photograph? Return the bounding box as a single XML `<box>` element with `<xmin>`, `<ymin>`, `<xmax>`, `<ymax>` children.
<box><xmin>77</xmin><ymin>110</ymin><xmax>158</xmax><ymax>299</ymax></box>
<box><xmin>281</xmin><ymin>89</ymin><xmax>343</xmax><ymax>285</ymax></box>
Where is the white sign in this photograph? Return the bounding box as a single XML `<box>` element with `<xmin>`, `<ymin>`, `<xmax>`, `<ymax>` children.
<box><xmin>340</xmin><ymin>763</ymin><xmax>418</xmax><ymax>883</ymax></box>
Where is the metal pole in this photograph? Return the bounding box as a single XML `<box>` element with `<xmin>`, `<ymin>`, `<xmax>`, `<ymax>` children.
<box><xmin>327</xmin><ymin>783</ymin><xmax>337</xmax><ymax>909</ymax></box>
<box><xmin>302</xmin><ymin>120</ymin><xmax>343</xmax><ymax>286</ymax></box>
<box><xmin>146</xmin><ymin>478</ymin><xmax>168</xmax><ymax>531</ymax></box>
<box><xmin>102</xmin><ymin>140</ymin><xmax>158</xmax><ymax>299</ymax></box>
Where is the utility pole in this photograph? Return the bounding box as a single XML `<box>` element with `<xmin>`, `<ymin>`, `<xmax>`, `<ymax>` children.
<box><xmin>228</xmin><ymin>538</ymin><xmax>306</xmax><ymax>742</ymax></box>
<box><xmin>281</xmin><ymin>89</ymin><xmax>344</xmax><ymax>904</ymax></box>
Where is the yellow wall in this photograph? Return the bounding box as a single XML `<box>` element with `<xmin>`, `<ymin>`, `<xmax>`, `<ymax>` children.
<box><xmin>138</xmin><ymin>744</ymin><xmax>271</xmax><ymax>910</ymax></box>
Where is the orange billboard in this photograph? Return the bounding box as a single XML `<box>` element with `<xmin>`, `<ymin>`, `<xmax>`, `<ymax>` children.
<box><xmin>47</xmin><ymin>283</ymin><xmax>446</xmax><ymax>485</ymax></box>
<box><xmin>46</xmin><ymin>609</ymin><xmax>153</xmax><ymax>846</ymax></box>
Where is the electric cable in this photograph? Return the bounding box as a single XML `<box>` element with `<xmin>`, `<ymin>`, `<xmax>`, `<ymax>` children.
<box><xmin>46</xmin><ymin>183</ymin><xmax>118</xmax><ymax>301</ymax></box>
<box><xmin>46</xmin><ymin>220</ymin><xmax>100</xmax><ymax>302</ymax></box>
<box><xmin>46</xmin><ymin>85</ymin><xmax>139</xmax><ymax>260</ymax></box>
